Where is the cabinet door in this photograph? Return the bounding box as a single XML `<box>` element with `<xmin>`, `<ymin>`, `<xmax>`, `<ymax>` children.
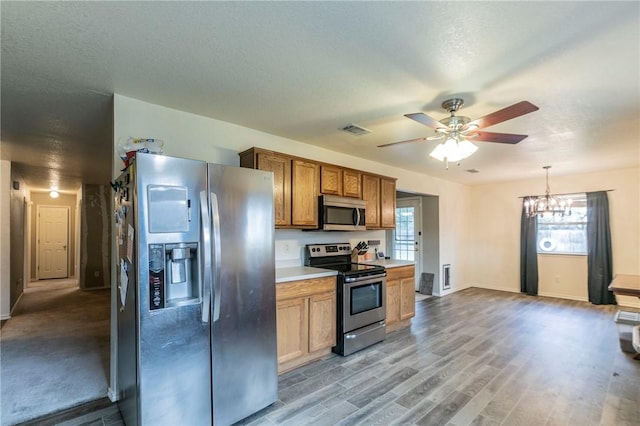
<box><xmin>276</xmin><ymin>297</ymin><xmax>308</xmax><ymax>363</ymax></box>
<box><xmin>362</xmin><ymin>174</ymin><xmax>380</xmax><ymax>228</ymax></box>
<box><xmin>291</xmin><ymin>159</ymin><xmax>319</xmax><ymax>227</ymax></box>
<box><xmin>385</xmin><ymin>280</ymin><xmax>400</xmax><ymax>326</ymax></box>
<box><xmin>320</xmin><ymin>165</ymin><xmax>342</xmax><ymax>196</ymax></box>
<box><xmin>342</xmin><ymin>170</ymin><xmax>362</xmax><ymax>198</ymax></box>
<box><xmin>400</xmin><ymin>277</ymin><xmax>416</xmax><ymax>320</ymax></box>
<box><xmin>257</xmin><ymin>153</ymin><xmax>291</xmax><ymax>226</ymax></box>
<box><xmin>380</xmin><ymin>178</ymin><xmax>396</xmax><ymax>229</ymax></box>
<box><xmin>308</xmin><ymin>291</ymin><xmax>336</xmax><ymax>352</ymax></box>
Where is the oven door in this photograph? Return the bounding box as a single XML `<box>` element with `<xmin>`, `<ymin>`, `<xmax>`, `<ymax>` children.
<box><xmin>343</xmin><ymin>274</ymin><xmax>386</xmax><ymax>332</ymax></box>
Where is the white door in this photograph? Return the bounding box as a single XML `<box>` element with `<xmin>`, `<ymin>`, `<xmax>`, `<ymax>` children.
<box><xmin>394</xmin><ymin>198</ymin><xmax>423</xmax><ymax>290</ymax></box>
<box><xmin>38</xmin><ymin>206</ymin><xmax>69</xmax><ymax>279</ymax></box>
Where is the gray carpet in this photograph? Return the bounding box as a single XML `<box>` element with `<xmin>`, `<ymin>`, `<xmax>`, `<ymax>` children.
<box><xmin>0</xmin><ymin>281</ymin><xmax>110</xmax><ymax>425</ymax></box>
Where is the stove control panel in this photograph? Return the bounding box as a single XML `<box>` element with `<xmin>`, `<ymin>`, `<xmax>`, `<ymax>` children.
<box><xmin>305</xmin><ymin>243</ymin><xmax>351</xmax><ymax>258</ymax></box>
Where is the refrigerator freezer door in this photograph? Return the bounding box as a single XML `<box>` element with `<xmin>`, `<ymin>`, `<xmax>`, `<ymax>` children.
<box><xmin>208</xmin><ymin>163</ymin><xmax>278</xmax><ymax>426</ymax></box>
<box><xmin>133</xmin><ymin>153</ymin><xmax>212</xmax><ymax>426</ymax></box>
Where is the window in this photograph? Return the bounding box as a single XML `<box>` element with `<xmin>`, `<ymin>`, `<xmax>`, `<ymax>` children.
<box><xmin>394</xmin><ymin>206</ymin><xmax>415</xmax><ymax>261</ymax></box>
<box><xmin>537</xmin><ymin>193</ymin><xmax>587</xmax><ymax>255</ymax></box>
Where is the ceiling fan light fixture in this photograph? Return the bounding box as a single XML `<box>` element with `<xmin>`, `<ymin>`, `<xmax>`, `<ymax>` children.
<box><xmin>429</xmin><ymin>137</ymin><xmax>478</xmax><ymax>164</ymax></box>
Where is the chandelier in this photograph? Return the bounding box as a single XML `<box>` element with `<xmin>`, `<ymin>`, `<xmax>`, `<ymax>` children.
<box><xmin>429</xmin><ymin>132</ymin><xmax>478</xmax><ymax>169</ymax></box>
<box><xmin>524</xmin><ymin>166</ymin><xmax>571</xmax><ymax>217</ymax></box>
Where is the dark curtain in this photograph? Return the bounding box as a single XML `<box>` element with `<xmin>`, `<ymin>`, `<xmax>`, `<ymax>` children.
<box><xmin>520</xmin><ymin>199</ymin><xmax>538</xmax><ymax>295</ymax></box>
<box><xmin>587</xmin><ymin>191</ymin><xmax>616</xmax><ymax>305</ymax></box>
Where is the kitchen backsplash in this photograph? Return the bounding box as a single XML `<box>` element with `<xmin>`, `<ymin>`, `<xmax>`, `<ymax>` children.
<box><xmin>275</xmin><ymin>229</ymin><xmax>387</xmax><ymax>268</ymax></box>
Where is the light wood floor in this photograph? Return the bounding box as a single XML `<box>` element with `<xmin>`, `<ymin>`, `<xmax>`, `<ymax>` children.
<box><xmin>240</xmin><ymin>288</ymin><xmax>639</xmax><ymax>426</ymax></box>
<box><xmin>31</xmin><ymin>287</ymin><xmax>639</xmax><ymax>426</ymax></box>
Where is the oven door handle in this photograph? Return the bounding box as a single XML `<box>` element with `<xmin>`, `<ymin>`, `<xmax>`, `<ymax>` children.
<box><xmin>344</xmin><ymin>273</ymin><xmax>386</xmax><ymax>284</ymax></box>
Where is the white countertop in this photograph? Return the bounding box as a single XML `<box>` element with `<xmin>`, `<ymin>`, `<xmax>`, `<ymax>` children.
<box><xmin>364</xmin><ymin>259</ymin><xmax>415</xmax><ymax>268</ymax></box>
<box><xmin>275</xmin><ymin>266</ymin><xmax>338</xmax><ymax>284</ymax></box>
<box><xmin>275</xmin><ymin>259</ymin><xmax>414</xmax><ymax>283</ymax></box>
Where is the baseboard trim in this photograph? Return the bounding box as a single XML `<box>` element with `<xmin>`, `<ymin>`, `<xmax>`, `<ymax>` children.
<box><xmin>6</xmin><ymin>291</ymin><xmax>25</xmax><ymax>319</ymax></box>
<box><xmin>468</xmin><ymin>284</ymin><xmax>520</xmax><ymax>294</ymax></box>
<box><xmin>538</xmin><ymin>291</ymin><xmax>588</xmax><ymax>302</ymax></box>
<box><xmin>107</xmin><ymin>387</ymin><xmax>119</xmax><ymax>402</ymax></box>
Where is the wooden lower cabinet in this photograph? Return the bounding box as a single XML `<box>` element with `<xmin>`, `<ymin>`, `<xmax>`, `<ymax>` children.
<box><xmin>385</xmin><ymin>265</ymin><xmax>415</xmax><ymax>333</ymax></box>
<box><xmin>276</xmin><ymin>276</ymin><xmax>336</xmax><ymax>373</ymax></box>
<box><xmin>276</xmin><ymin>297</ymin><xmax>308</xmax><ymax>363</ymax></box>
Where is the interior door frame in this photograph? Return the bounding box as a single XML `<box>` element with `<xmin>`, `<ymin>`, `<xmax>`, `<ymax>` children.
<box><xmin>36</xmin><ymin>205</ymin><xmax>70</xmax><ymax>280</ymax></box>
<box><xmin>395</xmin><ymin>197</ymin><xmax>423</xmax><ymax>291</ymax></box>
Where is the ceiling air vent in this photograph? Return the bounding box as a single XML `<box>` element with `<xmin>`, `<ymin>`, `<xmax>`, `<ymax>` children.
<box><xmin>341</xmin><ymin>124</ymin><xmax>371</xmax><ymax>136</ymax></box>
<box><xmin>466</xmin><ymin>169</ymin><xmax>480</xmax><ymax>174</ymax></box>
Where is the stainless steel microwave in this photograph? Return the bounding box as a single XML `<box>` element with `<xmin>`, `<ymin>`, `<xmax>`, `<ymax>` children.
<box><xmin>319</xmin><ymin>195</ymin><xmax>366</xmax><ymax>231</ymax></box>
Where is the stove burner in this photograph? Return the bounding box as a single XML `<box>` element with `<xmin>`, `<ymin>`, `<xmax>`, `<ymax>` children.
<box><xmin>304</xmin><ymin>243</ymin><xmax>385</xmax><ymax>276</ymax></box>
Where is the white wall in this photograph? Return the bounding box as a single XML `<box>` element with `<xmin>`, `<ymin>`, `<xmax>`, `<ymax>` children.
<box><xmin>113</xmin><ymin>95</ymin><xmax>472</xmax><ymax>293</ymax></box>
<box><xmin>0</xmin><ymin>159</ymin><xmax>11</xmax><ymax>319</ymax></box>
<box><xmin>469</xmin><ymin>167</ymin><xmax>640</xmax><ymax>307</ymax></box>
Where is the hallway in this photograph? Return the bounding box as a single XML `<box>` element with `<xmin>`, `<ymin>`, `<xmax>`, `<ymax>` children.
<box><xmin>0</xmin><ymin>279</ymin><xmax>110</xmax><ymax>425</ymax></box>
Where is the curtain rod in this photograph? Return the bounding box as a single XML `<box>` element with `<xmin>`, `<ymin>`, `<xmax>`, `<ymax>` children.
<box><xmin>517</xmin><ymin>189</ymin><xmax>615</xmax><ymax>199</ymax></box>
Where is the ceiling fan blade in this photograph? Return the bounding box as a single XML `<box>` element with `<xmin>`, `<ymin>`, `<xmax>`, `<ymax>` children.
<box><xmin>377</xmin><ymin>137</ymin><xmax>427</xmax><ymax>148</ymax></box>
<box><xmin>468</xmin><ymin>131</ymin><xmax>528</xmax><ymax>144</ymax></box>
<box><xmin>468</xmin><ymin>101</ymin><xmax>539</xmax><ymax>129</ymax></box>
<box><xmin>405</xmin><ymin>112</ymin><xmax>445</xmax><ymax>129</ymax></box>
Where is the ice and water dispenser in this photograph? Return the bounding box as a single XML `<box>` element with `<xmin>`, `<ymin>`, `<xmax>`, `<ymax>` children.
<box><xmin>147</xmin><ymin>184</ymin><xmax>201</xmax><ymax>311</ymax></box>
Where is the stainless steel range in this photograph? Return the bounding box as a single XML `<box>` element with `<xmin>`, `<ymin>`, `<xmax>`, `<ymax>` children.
<box><xmin>304</xmin><ymin>243</ymin><xmax>386</xmax><ymax>356</ymax></box>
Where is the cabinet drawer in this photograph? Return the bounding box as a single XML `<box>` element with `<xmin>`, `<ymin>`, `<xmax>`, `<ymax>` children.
<box><xmin>276</xmin><ymin>276</ymin><xmax>336</xmax><ymax>300</ymax></box>
<box><xmin>386</xmin><ymin>265</ymin><xmax>415</xmax><ymax>281</ymax></box>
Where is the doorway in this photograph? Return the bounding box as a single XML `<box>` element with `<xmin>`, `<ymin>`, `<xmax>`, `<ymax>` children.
<box><xmin>392</xmin><ymin>192</ymin><xmax>440</xmax><ymax>296</ymax></box>
<box><xmin>394</xmin><ymin>198</ymin><xmax>423</xmax><ymax>290</ymax></box>
<box><xmin>37</xmin><ymin>206</ymin><xmax>70</xmax><ymax>279</ymax></box>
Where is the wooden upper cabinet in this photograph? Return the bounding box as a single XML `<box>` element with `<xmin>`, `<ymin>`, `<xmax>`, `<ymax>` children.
<box><xmin>320</xmin><ymin>165</ymin><xmax>342</xmax><ymax>196</ymax></box>
<box><xmin>257</xmin><ymin>152</ymin><xmax>292</xmax><ymax>227</ymax></box>
<box><xmin>342</xmin><ymin>170</ymin><xmax>362</xmax><ymax>198</ymax></box>
<box><xmin>240</xmin><ymin>147</ymin><xmax>394</xmax><ymax>230</ymax></box>
<box><xmin>291</xmin><ymin>159</ymin><xmax>319</xmax><ymax>227</ymax></box>
<box><xmin>362</xmin><ymin>174</ymin><xmax>380</xmax><ymax>228</ymax></box>
<box><xmin>320</xmin><ymin>166</ymin><xmax>361</xmax><ymax>198</ymax></box>
<box><xmin>380</xmin><ymin>178</ymin><xmax>397</xmax><ymax>229</ymax></box>
<box><xmin>240</xmin><ymin>148</ymin><xmax>292</xmax><ymax>227</ymax></box>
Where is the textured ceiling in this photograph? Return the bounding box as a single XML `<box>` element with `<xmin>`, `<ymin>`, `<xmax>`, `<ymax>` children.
<box><xmin>2</xmin><ymin>2</ymin><xmax>639</xmax><ymax>192</ymax></box>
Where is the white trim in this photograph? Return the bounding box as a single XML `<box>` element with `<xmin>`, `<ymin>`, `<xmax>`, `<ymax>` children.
<box><xmin>468</xmin><ymin>283</ymin><xmax>520</xmax><ymax>294</ymax></box>
<box><xmin>0</xmin><ymin>160</ymin><xmax>11</xmax><ymax>319</ymax></box>
<box><xmin>396</xmin><ymin>197</ymin><xmax>423</xmax><ymax>291</ymax></box>
<box><xmin>538</xmin><ymin>291</ymin><xmax>588</xmax><ymax>302</ymax></box>
<box><xmin>107</xmin><ymin>387</ymin><xmax>119</xmax><ymax>402</ymax></box>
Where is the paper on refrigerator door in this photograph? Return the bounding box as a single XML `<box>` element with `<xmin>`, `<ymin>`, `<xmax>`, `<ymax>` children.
<box><xmin>120</xmin><ymin>258</ymin><xmax>129</xmax><ymax>308</ymax></box>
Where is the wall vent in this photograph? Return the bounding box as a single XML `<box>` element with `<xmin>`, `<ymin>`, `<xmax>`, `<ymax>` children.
<box><xmin>341</xmin><ymin>124</ymin><xmax>371</xmax><ymax>136</ymax></box>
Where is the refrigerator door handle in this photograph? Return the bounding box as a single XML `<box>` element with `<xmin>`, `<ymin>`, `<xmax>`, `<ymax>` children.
<box><xmin>199</xmin><ymin>190</ymin><xmax>212</xmax><ymax>323</ymax></box>
<box><xmin>211</xmin><ymin>192</ymin><xmax>222</xmax><ymax>322</ymax></box>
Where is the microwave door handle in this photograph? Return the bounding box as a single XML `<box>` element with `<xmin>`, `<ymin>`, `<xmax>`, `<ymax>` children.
<box><xmin>199</xmin><ymin>190</ymin><xmax>211</xmax><ymax>324</ymax></box>
<box><xmin>355</xmin><ymin>207</ymin><xmax>361</xmax><ymax>226</ymax></box>
<box><xmin>210</xmin><ymin>192</ymin><xmax>222</xmax><ymax>323</ymax></box>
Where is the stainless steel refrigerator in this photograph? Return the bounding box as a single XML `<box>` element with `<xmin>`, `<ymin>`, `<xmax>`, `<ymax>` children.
<box><xmin>114</xmin><ymin>152</ymin><xmax>277</xmax><ymax>426</ymax></box>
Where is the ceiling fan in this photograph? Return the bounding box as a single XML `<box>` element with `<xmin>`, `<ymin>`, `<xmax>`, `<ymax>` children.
<box><xmin>378</xmin><ymin>98</ymin><xmax>539</xmax><ymax>148</ymax></box>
